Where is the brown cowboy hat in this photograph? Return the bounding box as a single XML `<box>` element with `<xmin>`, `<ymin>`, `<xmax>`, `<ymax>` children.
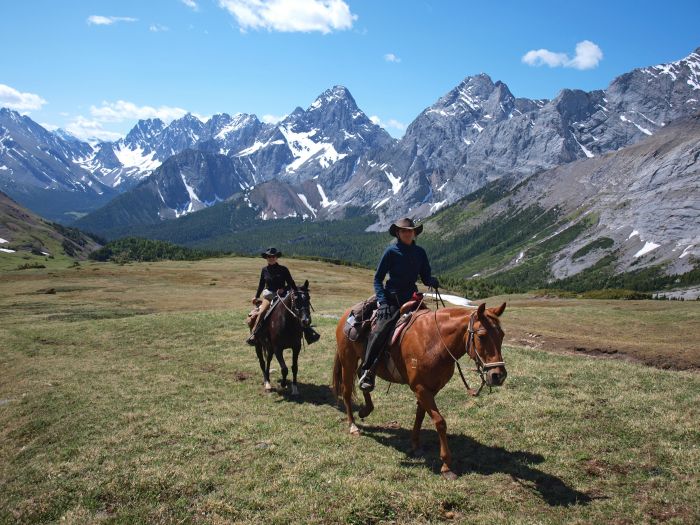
<box><xmin>389</xmin><ymin>217</ymin><xmax>423</xmax><ymax>237</ymax></box>
<box><xmin>261</xmin><ymin>247</ymin><xmax>282</xmax><ymax>258</ymax></box>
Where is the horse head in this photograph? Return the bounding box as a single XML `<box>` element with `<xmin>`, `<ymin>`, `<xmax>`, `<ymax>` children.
<box><xmin>293</xmin><ymin>280</ymin><xmax>312</xmax><ymax>328</ymax></box>
<box><xmin>470</xmin><ymin>302</ymin><xmax>507</xmax><ymax>387</ymax></box>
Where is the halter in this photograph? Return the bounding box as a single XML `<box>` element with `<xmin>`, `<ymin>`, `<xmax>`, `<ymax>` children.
<box><xmin>433</xmin><ymin>292</ymin><xmax>505</xmax><ymax>397</ymax></box>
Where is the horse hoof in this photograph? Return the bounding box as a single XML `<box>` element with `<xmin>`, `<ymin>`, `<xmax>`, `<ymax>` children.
<box><xmin>349</xmin><ymin>423</ymin><xmax>361</xmax><ymax>436</ymax></box>
<box><xmin>264</xmin><ymin>382</ymin><xmax>273</xmax><ymax>392</ymax></box>
<box><xmin>410</xmin><ymin>447</ymin><xmax>425</xmax><ymax>458</ymax></box>
<box><xmin>441</xmin><ymin>470</ymin><xmax>458</xmax><ymax>481</ymax></box>
<box><xmin>291</xmin><ymin>385</ymin><xmax>299</xmax><ymax>396</ymax></box>
<box><xmin>358</xmin><ymin>406</ymin><xmax>373</xmax><ymax>419</ymax></box>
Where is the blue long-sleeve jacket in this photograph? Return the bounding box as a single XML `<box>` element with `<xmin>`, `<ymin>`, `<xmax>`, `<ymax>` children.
<box><xmin>373</xmin><ymin>241</ymin><xmax>435</xmax><ymax>306</ymax></box>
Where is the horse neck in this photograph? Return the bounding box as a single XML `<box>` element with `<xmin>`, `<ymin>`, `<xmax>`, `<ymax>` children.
<box><xmin>437</xmin><ymin>309</ymin><xmax>472</xmax><ymax>360</ymax></box>
<box><xmin>279</xmin><ymin>294</ymin><xmax>299</xmax><ymax>329</ymax></box>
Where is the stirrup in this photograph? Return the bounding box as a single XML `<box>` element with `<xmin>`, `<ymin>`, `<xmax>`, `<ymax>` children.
<box><xmin>358</xmin><ymin>369</ymin><xmax>375</xmax><ymax>392</ymax></box>
<box><xmin>304</xmin><ymin>328</ymin><xmax>320</xmax><ymax>344</ymax></box>
<box><xmin>246</xmin><ymin>334</ymin><xmax>256</xmax><ymax>346</ymax></box>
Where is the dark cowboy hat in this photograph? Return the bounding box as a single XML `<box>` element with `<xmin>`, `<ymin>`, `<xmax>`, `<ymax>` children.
<box><xmin>261</xmin><ymin>247</ymin><xmax>283</xmax><ymax>258</ymax></box>
<box><xmin>389</xmin><ymin>217</ymin><xmax>423</xmax><ymax>237</ymax></box>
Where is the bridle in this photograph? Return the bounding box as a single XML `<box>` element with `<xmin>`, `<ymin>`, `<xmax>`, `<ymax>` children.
<box><xmin>433</xmin><ymin>294</ymin><xmax>506</xmax><ymax>397</ymax></box>
<box><xmin>277</xmin><ymin>289</ymin><xmax>312</xmax><ymax>326</ymax></box>
<box><xmin>464</xmin><ymin>311</ymin><xmax>506</xmax><ymax>395</ymax></box>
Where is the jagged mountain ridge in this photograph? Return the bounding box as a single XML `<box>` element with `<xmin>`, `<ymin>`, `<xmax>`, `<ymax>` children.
<box><xmin>334</xmin><ymin>48</ymin><xmax>700</xmax><ymax>227</ymax></box>
<box><xmin>2</xmin><ymin>46</ymin><xmax>699</xmax><ymax>229</ymax></box>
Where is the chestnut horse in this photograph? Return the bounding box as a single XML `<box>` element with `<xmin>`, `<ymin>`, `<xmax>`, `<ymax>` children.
<box><xmin>255</xmin><ymin>280</ymin><xmax>313</xmax><ymax>396</ymax></box>
<box><xmin>332</xmin><ymin>302</ymin><xmax>507</xmax><ymax>479</ymax></box>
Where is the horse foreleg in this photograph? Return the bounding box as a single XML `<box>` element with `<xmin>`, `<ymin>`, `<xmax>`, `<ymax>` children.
<box><xmin>358</xmin><ymin>391</ymin><xmax>374</xmax><ymax>419</ymax></box>
<box><xmin>274</xmin><ymin>349</ymin><xmax>289</xmax><ymax>389</ymax></box>
<box><xmin>411</xmin><ymin>400</ymin><xmax>427</xmax><ymax>455</ymax></box>
<box><xmin>415</xmin><ymin>388</ymin><xmax>456</xmax><ymax>480</ymax></box>
<box><xmin>290</xmin><ymin>344</ymin><xmax>300</xmax><ymax>396</ymax></box>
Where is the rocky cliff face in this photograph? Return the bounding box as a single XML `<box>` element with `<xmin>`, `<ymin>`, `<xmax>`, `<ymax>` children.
<box><xmin>329</xmin><ymin>48</ymin><xmax>700</xmax><ymax>228</ymax></box>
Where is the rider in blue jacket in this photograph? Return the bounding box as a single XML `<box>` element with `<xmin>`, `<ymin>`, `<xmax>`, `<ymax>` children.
<box><xmin>359</xmin><ymin>218</ymin><xmax>439</xmax><ymax>391</ymax></box>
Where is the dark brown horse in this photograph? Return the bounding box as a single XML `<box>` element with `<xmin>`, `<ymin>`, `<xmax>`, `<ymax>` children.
<box><xmin>255</xmin><ymin>280</ymin><xmax>313</xmax><ymax>396</ymax></box>
<box><xmin>332</xmin><ymin>302</ymin><xmax>507</xmax><ymax>479</ymax></box>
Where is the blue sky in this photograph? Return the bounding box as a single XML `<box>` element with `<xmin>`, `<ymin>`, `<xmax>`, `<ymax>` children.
<box><xmin>1</xmin><ymin>0</ymin><xmax>699</xmax><ymax>140</ymax></box>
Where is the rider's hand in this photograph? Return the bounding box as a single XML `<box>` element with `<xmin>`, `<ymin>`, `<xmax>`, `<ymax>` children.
<box><xmin>252</xmin><ymin>297</ymin><xmax>258</xmax><ymax>304</ymax></box>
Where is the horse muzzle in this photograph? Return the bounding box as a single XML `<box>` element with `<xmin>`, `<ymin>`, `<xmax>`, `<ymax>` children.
<box><xmin>486</xmin><ymin>367</ymin><xmax>507</xmax><ymax>386</ymax></box>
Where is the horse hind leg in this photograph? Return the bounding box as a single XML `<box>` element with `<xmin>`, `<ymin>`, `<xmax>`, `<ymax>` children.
<box><xmin>256</xmin><ymin>344</ymin><xmax>272</xmax><ymax>391</ymax></box>
<box><xmin>264</xmin><ymin>348</ymin><xmax>274</xmax><ymax>392</ymax></box>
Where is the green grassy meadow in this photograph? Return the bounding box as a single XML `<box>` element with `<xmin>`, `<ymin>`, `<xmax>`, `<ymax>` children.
<box><xmin>1</xmin><ymin>258</ymin><xmax>699</xmax><ymax>524</ymax></box>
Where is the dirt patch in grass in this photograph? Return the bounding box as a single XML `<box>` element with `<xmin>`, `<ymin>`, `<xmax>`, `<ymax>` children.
<box><xmin>496</xmin><ymin>295</ymin><xmax>700</xmax><ymax>371</ymax></box>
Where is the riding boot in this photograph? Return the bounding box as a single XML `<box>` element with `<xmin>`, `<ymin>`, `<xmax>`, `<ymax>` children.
<box><xmin>303</xmin><ymin>326</ymin><xmax>321</xmax><ymax>344</ymax></box>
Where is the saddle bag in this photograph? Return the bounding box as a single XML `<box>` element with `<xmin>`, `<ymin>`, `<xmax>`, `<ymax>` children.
<box><xmin>343</xmin><ymin>295</ymin><xmax>378</xmax><ymax>342</ymax></box>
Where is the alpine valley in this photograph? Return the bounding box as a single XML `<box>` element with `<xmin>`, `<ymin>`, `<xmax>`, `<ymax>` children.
<box><xmin>1</xmin><ymin>47</ymin><xmax>699</xmax><ymax>294</ymax></box>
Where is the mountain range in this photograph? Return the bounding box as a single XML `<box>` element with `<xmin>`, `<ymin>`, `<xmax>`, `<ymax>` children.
<box><xmin>1</xmin><ymin>46</ymin><xmax>699</xmax><ymax>288</ymax></box>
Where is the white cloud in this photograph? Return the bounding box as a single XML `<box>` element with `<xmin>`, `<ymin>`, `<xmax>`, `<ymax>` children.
<box><xmin>181</xmin><ymin>0</ymin><xmax>199</xmax><ymax>10</ymax></box>
<box><xmin>89</xmin><ymin>100</ymin><xmax>190</xmax><ymax>123</ymax></box>
<box><xmin>87</xmin><ymin>15</ymin><xmax>138</xmax><ymax>26</ymax></box>
<box><xmin>262</xmin><ymin>114</ymin><xmax>287</xmax><ymax>124</ymax></box>
<box><xmin>0</xmin><ymin>84</ymin><xmax>47</xmax><ymax>111</ymax></box>
<box><xmin>217</xmin><ymin>0</ymin><xmax>357</xmax><ymax>33</ymax></box>
<box><xmin>40</xmin><ymin>122</ymin><xmax>59</xmax><ymax>131</ymax></box>
<box><xmin>149</xmin><ymin>24</ymin><xmax>169</xmax><ymax>32</ymax></box>
<box><xmin>522</xmin><ymin>40</ymin><xmax>603</xmax><ymax>70</ymax></box>
<box><xmin>568</xmin><ymin>40</ymin><xmax>604</xmax><ymax>70</ymax></box>
<box><xmin>370</xmin><ymin>115</ymin><xmax>405</xmax><ymax>132</ymax></box>
<box><xmin>384</xmin><ymin>53</ymin><xmax>401</xmax><ymax>63</ymax></box>
<box><xmin>65</xmin><ymin>116</ymin><xmax>124</xmax><ymax>142</ymax></box>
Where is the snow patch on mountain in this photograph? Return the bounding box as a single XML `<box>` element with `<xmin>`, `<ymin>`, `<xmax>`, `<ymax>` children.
<box><xmin>280</xmin><ymin>126</ymin><xmax>346</xmax><ymax>172</ymax></box>
<box><xmin>316</xmin><ymin>183</ymin><xmax>337</xmax><ymax>208</ymax></box>
<box><xmin>114</xmin><ymin>144</ymin><xmax>161</xmax><ymax>171</ymax></box>
<box><xmin>634</xmin><ymin>241</ymin><xmax>660</xmax><ymax>258</ymax></box>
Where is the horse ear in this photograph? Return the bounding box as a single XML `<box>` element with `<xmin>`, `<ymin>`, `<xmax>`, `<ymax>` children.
<box><xmin>492</xmin><ymin>302</ymin><xmax>506</xmax><ymax>317</ymax></box>
<box><xmin>476</xmin><ymin>303</ymin><xmax>486</xmax><ymax>318</ymax></box>
<box><xmin>303</xmin><ymin>279</ymin><xmax>309</xmax><ymax>289</ymax></box>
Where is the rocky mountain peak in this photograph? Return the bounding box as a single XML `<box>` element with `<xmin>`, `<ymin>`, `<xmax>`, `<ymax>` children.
<box><xmin>308</xmin><ymin>85</ymin><xmax>357</xmax><ymax>112</ymax></box>
<box><xmin>124</xmin><ymin>118</ymin><xmax>166</xmax><ymax>145</ymax></box>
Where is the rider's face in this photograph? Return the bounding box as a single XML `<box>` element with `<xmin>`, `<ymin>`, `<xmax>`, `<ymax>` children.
<box><xmin>397</xmin><ymin>228</ymin><xmax>415</xmax><ymax>244</ymax></box>
<box><xmin>266</xmin><ymin>256</ymin><xmax>278</xmax><ymax>265</ymax></box>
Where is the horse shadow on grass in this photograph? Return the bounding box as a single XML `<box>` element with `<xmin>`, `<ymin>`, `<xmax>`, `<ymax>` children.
<box><xmin>269</xmin><ymin>380</ymin><xmax>337</xmax><ymax>407</ymax></box>
<box><xmin>361</xmin><ymin>425</ymin><xmax>593</xmax><ymax>507</ymax></box>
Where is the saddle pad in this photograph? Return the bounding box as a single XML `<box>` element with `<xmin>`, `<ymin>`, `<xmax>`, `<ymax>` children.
<box><xmin>390</xmin><ymin>309</ymin><xmax>431</xmax><ymax>346</ymax></box>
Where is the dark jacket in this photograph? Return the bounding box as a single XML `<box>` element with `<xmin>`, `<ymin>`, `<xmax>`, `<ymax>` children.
<box><xmin>255</xmin><ymin>263</ymin><xmax>297</xmax><ymax>298</ymax></box>
<box><xmin>373</xmin><ymin>241</ymin><xmax>435</xmax><ymax>306</ymax></box>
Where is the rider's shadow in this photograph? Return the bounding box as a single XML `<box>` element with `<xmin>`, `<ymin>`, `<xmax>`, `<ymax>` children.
<box><xmin>361</xmin><ymin>426</ymin><xmax>593</xmax><ymax>507</ymax></box>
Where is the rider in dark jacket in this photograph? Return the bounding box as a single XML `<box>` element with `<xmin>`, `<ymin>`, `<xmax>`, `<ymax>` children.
<box><xmin>358</xmin><ymin>218</ymin><xmax>439</xmax><ymax>391</ymax></box>
<box><xmin>246</xmin><ymin>247</ymin><xmax>320</xmax><ymax>346</ymax></box>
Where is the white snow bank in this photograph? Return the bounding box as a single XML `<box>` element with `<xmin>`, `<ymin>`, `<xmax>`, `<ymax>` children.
<box><xmin>425</xmin><ymin>293</ymin><xmax>473</xmax><ymax>307</ymax></box>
